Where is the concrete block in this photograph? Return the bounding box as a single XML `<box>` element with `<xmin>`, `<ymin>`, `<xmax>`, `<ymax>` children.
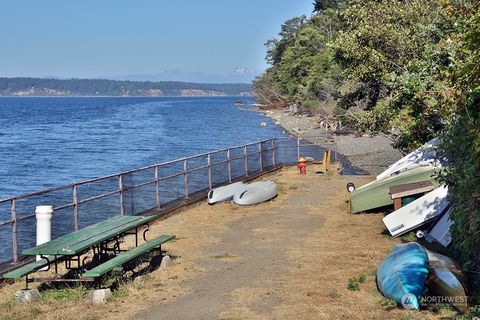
<box><xmin>15</xmin><ymin>289</ymin><xmax>42</xmax><ymax>303</ymax></box>
<box><xmin>87</xmin><ymin>288</ymin><xmax>113</xmax><ymax>304</ymax></box>
<box><xmin>160</xmin><ymin>255</ymin><xmax>172</xmax><ymax>269</ymax></box>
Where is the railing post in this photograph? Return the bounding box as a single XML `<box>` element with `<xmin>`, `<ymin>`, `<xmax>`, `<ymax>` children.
<box><xmin>73</xmin><ymin>185</ymin><xmax>79</xmax><ymax>231</ymax></box>
<box><xmin>184</xmin><ymin>159</ymin><xmax>189</xmax><ymax>199</ymax></box>
<box><xmin>119</xmin><ymin>174</ymin><xmax>125</xmax><ymax>215</ymax></box>
<box><xmin>297</xmin><ymin>137</ymin><xmax>300</xmax><ymax>160</ymax></box>
<box><xmin>11</xmin><ymin>198</ymin><xmax>18</xmax><ymax>263</ymax></box>
<box><xmin>272</xmin><ymin>139</ymin><xmax>276</xmax><ymax>167</ymax></box>
<box><xmin>207</xmin><ymin>154</ymin><xmax>212</xmax><ymax>189</ymax></box>
<box><xmin>227</xmin><ymin>149</ymin><xmax>232</xmax><ymax>182</ymax></box>
<box><xmin>154</xmin><ymin>165</ymin><xmax>160</xmax><ymax>209</ymax></box>
<box><xmin>258</xmin><ymin>142</ymin><xmax>263</xmax><ymax>172</ymax></box>
<box><xmin>244</xmin><ymin>145</ymin><xmax>248</xmax><ymax>177</ymax></box>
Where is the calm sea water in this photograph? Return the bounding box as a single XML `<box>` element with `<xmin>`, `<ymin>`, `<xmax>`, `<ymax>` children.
<box><xmin>0</xmin><ymin>96</ymin><xmax>284</xmax><ymax>199</ymax></box>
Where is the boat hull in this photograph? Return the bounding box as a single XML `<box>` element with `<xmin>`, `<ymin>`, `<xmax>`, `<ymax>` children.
<box><xmin>207</xmin><ymin>182</ymin><xmax>247</xmax><ymax>205</ymax></box>
<box><xmin>233</xmin><ymin>181</ymin><xmax>277</xmax><ymax>205</ymax></box>
<box><xmin>428</xmin><ymin>207</ymin><xmax>453</xmax><ymax>247</ymax></box>
<box><xmin>425</xmin><ymin>250</ymin><xmax>468</xmax><ymax>313</ymax></box>
<box><xmin>350</xmin><ymin>166</ymin><xmax>439</xmax><ymax>213</ymax></box>
<box><xmin>376</xmin><ymin>242</ymin><xmax>429</xmax><ymax>310</ymax></box>
<box><xmin>376</xmin><ymin>138</ymin><xmax>441</xmax><ymax>180</ymax></box>
<box><xmin>383</xmin><ymin>185</ymin><xmax>449</xmax><ymax>237</ymax></box>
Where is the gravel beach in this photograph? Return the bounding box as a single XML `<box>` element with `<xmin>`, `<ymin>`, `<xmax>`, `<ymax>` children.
<box><xmin>264</xmin><ymin>108</ymin><xmax>403</xmax><ymax>176</ymax></box>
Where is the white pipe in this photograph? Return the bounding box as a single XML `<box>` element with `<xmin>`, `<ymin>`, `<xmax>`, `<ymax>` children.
<box><xmin>35</xmin><ymin>205</ymin><xmax>53</xmax><ymax>269</ymax></box>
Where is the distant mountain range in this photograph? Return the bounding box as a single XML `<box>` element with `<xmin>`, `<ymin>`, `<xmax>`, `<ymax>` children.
<box><xmin>111</xmin><ymin>67</ymin><xmax>260</xmax><ymax>84</ymax></box>
<box><xmin>0</xmin><ymin>77</ymin><xmax>253</xmax><ymax>97</ymax></box>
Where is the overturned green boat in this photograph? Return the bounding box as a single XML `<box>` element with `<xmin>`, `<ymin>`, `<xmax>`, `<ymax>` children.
<box><xmin>349</xmin><ymin>165</ymin><xmax>440</xmax><ymax>213</ymax></box>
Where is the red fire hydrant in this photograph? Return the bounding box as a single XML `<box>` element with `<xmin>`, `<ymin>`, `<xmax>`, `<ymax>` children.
<box><xmin>297</xmin><ymin>157</ymin><xmax>307</xmax><ymax>175</ymax></box>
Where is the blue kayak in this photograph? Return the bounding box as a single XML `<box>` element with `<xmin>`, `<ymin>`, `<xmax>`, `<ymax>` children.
<box><xmin>376</xmin><ymin>242</ymin><xmax>429</xmax><ymax>310</ymax></box>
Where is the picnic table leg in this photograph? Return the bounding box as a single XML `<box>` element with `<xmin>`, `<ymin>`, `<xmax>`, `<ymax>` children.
<box><xmin>143</xmin><ymin>224</ymin><xmax>150</xmax><ymax>242</ymax></box>
<box><xmin>40</xmin><ymin>255</ymin><xmax>51</xmax><ymax>272</ymax></box>
<box><xmin>135</xmin><ymin>227</ymin><xmax>138</xmax><ymax>247</ymax></box>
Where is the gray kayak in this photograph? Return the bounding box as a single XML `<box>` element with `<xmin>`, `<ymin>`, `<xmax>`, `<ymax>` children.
<box><xmin>207</xmin><ymin>182</ymin><xmax>248</xmax><ymax>205</ymax></box>
<box><xmin>233</xmin><ymin>180</ymin><xmax>277</xmax><ymax>205</ymax></box>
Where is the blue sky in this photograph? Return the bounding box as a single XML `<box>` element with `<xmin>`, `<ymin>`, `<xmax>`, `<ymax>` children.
<box><xmin>0</xmin><ymin>1</ymin><xmax>313</xmax><ymax>81</ymax></box>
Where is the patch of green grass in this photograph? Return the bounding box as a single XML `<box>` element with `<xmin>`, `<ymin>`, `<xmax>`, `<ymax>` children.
<box><xmin>347</xmin><ymin>273</ymin><xmax>367</xmax><ymax>291</ymax></box>
<box><xmin>380</xmin><ymin>298</ymin><xmax>397</xmax><ymax>309</ymax></box>
<box><xmin>42</xmin><ymin>287</ymin><xmax>89</xmax><ymax>301</ymax></box>
<box><xmin>112</xmin><ymin>289</ymin><xmax>126</xmax><ymax>298</ymax></box>
<box><xmin>347</xmin><ymin>278</ymin><xmax>360</xmax><ymax>291</ymax></box>
<box><xmin>357</xmin><ymin>273</ymin><xmax>366</xmax><ymax>283</ymax></box>
<box><xmin>400</xmin><ymin>231</ymin><xmax>417</xmax><ymax>242</ymax></box>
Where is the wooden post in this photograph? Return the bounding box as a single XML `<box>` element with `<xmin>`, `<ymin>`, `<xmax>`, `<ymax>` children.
<box><xmin>322</xmin><ymin>151</ymin><xmax>327</xmax><ymax>173</ymax></box>
<box><xmin>119</xmin><ymin>174</ymin><xmax>125</xmax><ymax>215</ymax></box>
<box><xmin>184</xmin><ymin>159</ymin><xmax>189</xmax><ymax>199</ymax></box>
<box><xmin>11</xmin><ymin>198</ymin><xmax>18</xmax><ymax>263</ymax></box>
<box><xmin>244</xmin><ymin>145</ymin><xmax>249</xmax><ymax>177</ymax></box>
<box><xmin>393</xmin><ymin>198</ymin><xmax>402</xmax><ymax>211</ymax></box>
<box><xmin>207</xmin><ymin>154</ymin><xmax>212</xmax><ymax>189</ymax></box>
<box><xmin>154</xmin><ymin>165</ymin><xmax>160</xmax><ymax>209</ymax></box>
<box><xmin>227</xmin><ymin>149</ymin><xmax>232</xmax><ymax>182</ymax></box>
<box><xmin>73</xmin><ymin>185</ymin><xmax>79</xmax><ymax>231</ymax></box>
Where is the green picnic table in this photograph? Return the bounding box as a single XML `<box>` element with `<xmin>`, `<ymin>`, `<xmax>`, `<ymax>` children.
<box><xmin>22</xmin><ymin>215</ymin><xmax>156</xmax><ymax>256</ymax></box>
<box><xmin>3</xmin><ymin>214</ymin><xmax>175</xmax><ymax>287</ymax></box>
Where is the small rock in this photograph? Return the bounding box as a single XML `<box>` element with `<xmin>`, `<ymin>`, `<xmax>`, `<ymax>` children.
<box><xmin>15</xmin><ymin>289</ymin><xmax>42</xmax><ymax>303</ymax></box>
<box><xmin>133</xmin><ymin>276</ymin><xmax>145</xmax><ymax>284</ymax></box>
<box><xmin>87</xmin><ymin>288</ymin><xmax>113</xmax><ymax>304</ymax></box>
<box><xmin>160</xmin><ymin>255</ymin><xmax>172</xmax><ymax>269</ymax></box>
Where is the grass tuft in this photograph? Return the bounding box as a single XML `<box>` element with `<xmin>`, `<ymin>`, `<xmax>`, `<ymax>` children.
<box><xmin>347</xmin><ymin>273</ymin><xmax>367</xmax><ymax>291</ymax></box>
<box><xmin>42</xmin><ymin>287</ymin><xmax>89</xmax><ymax>301</ymax></box>
<box><xmin>328</xmin><ymin>289</ymin><xmax>341</xmax><ymax>299</ymax></box>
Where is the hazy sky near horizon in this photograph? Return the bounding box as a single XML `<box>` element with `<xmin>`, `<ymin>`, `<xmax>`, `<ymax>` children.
<box><xmin>0</xmin><ymin>1</ymin><xmax>313</xmax><ymax>79</ymax></box>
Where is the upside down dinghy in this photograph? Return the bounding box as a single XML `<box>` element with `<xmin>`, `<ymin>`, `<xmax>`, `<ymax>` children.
<box><xmin>425</xmin><ymin>250</ymin><xmax>469</xmax><ymax>313</ymax></box>
<box><xmin>376</xmin><ymin>242</ymin><xmax>429</xmax><ymax>310</ymax></box>
<box><xmin>382</xmin><ymin>185</ymin><xmax>450</xmax><ymax>237</ymax></box>
<box><xmin>233</xmin><ymin>180</ymin><xmax>277</xmax><ymax>205</ymax></box>
<box><xmin>207</xmin><ymin>182</ymin><xmax>248</xmax><ymax>205</ymax></box>
<box><xmin>376</xmin><ymin>138</ymin><xmax>441</xmax><ymax>181</ymax></box>
<box><xmin>350</xmin><ymin>165</ymin><xmax>440</xmax><ymax>213</ymax></box>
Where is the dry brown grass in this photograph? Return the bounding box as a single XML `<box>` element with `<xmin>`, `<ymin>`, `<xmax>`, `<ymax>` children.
<box><xmin>0</xmin><ymin>165</ymin><xmax>457</xmax><ymax>319</ymax></box>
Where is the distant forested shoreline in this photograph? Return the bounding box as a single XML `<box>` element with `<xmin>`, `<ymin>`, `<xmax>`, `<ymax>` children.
<box><xmin>0</xmin><ymin>77</ymin><xmax>252</xmax><ymax>97</ymax></box>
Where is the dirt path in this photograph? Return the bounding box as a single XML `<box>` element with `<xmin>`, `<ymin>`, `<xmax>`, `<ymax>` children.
<box><xmin>140</xmin><ymin>173</ymin><xmax>325</xmax><ymax>319</ymax></box>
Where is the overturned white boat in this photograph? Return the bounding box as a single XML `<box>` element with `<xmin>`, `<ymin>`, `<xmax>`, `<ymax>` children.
<box><xmin>383</xmin><ymin>185</ymin><xmax>450</xmax><ymax>237</ymax></box>
<box><xmin>428</xmin><ymin>207</ymin><xmax>453</xmax><ymax>247</ymax></box>
<box><xmin>207</xmin><ymin>182</ymin><xmax>248</xmax><ymax>205</ymax></box>
<box><xmin>376</xmin><ymin>138</ymin><xmax>442</xmax><ymax>181</ymax></box>
<box><xmin>233</xmin><ymin>180</ymin><xmax>277</xmax><ymax>205</ymax></box>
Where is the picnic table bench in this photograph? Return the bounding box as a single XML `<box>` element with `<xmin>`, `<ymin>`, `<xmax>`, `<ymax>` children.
<box><xmin>3</xmin><ymin>214</ymin><xmax>175</xmax><ymax>287</ymax></box>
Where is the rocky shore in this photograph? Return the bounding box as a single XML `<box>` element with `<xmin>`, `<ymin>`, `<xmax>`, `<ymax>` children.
<box><xmin>263</xmin><ymin>108</ymin><xmax>403</xmax><ymax>176</ymax></box>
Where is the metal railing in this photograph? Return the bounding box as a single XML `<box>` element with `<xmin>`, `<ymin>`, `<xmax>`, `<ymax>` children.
<box><xmin>0</xmin><ymin>135</ymin><xmax>335</xmax><ymax>265</ymax></box>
